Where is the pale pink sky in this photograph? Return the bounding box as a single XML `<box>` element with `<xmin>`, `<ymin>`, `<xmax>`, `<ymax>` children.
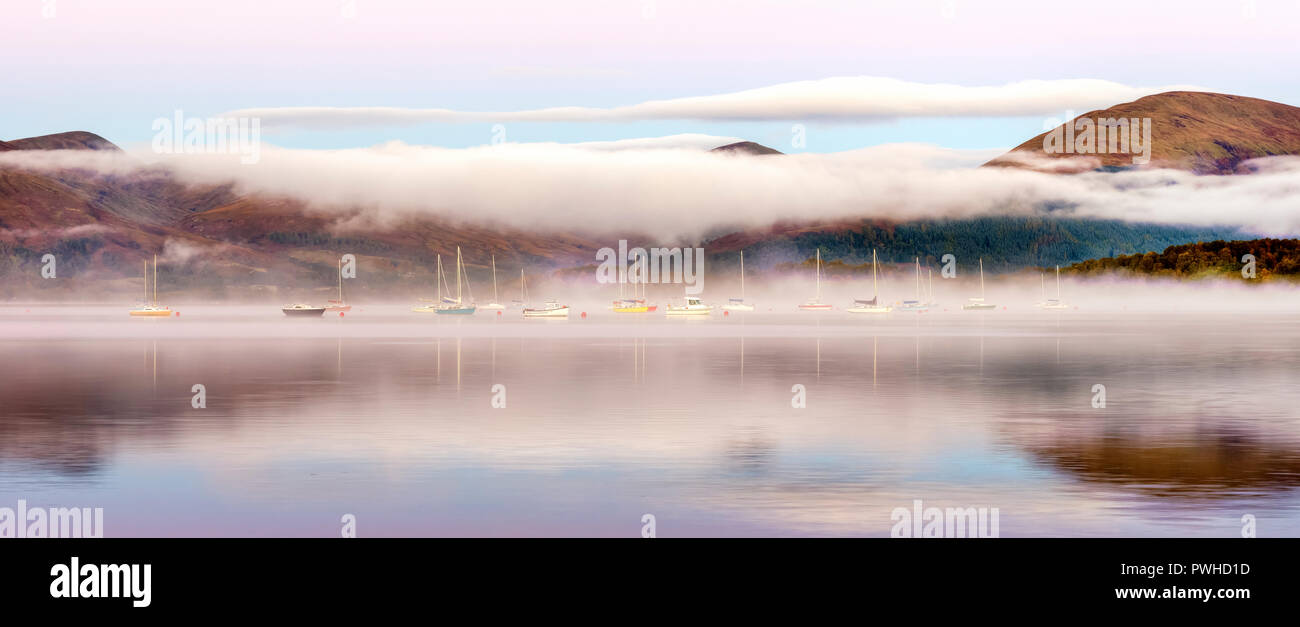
<box><xmin>3</xmin><ymin>0</ymin><xmax>1298</xmax><ymax>150</ymax></box>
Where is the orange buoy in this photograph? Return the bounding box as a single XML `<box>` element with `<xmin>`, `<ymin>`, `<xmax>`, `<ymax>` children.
<box><xmin>581</xmin><ymin>311</ymin><xmax>587</xmax><ymax>319</ymax></box>
<box><xmin>724</xmin><ymin>310</ymin><xmax>729</xmax><ymax>317</ymax></box>
<box><xmin>497</xmin><ymin>310</ymin><xmax>502</xmax><ymax>316</ymax></box>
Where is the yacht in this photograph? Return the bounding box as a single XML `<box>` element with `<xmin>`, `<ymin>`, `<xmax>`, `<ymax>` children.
<box><xmin>848</xmin><ymin>249</ymin><xmax>892</xmax><ymax>314</ymax></box>
<box><xmin>798</xmin><ymin>249</ymin><xmax>833</xmax><ymax>311</ymax></box>
<box><xmin>129</xmin><ymin>255</ymin><xmax>173</xmax><ymax>317</ymax></box>
<box><xmin>962</xmin><ymin>258</ymin><xmax>997</xmax><ymax>310</ymax></box>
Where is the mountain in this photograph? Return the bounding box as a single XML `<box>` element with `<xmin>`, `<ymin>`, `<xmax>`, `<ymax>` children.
<box><xmin>710</xmin><ymin>141</ymin><xmax>783</xmax><ymax>156</ymax></box>
<box><xmin>0</xmin><ymin>132</ymin><xmax>606</xmax><ymax>300</ymax></box>
<box><xmin>1</xmin><ymin>131</ymin><xmax>122</xmax><ymax>152</ymax></box>
<box><xmin>0</xmin><ymin>107</ymin><xmax>1276</xmax><ymax>299</ymax></box>
<box><xmin>985</xmin><ymin>91</ymin><xmax>1300</xmax><ymax>174</ymax></box>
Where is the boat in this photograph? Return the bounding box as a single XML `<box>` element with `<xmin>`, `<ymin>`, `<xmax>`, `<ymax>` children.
<box><xmin>324</xmin><ymin>257</ymin><xmax>351</xmax><ymax>312</ymax></box>
<box><xmin>129</xmin><ymin>254</ymin><xmax>173</xmax><ymax>317</ymax></box>
<box><xmin>412</xmin><ymin>255</ymin><xmax>446</xmax><ymax>313</ymax></box>
<box><xmin>1039</xmin><ymin>265</ymin><xmax>1070</xmax><ymax>310</ymax></box>
<box><xmin>282</xmin><ymin>303</ymin><xmax>326</xmax><ymax>317</ymax></box>
<box><xmin>523</xmin><ymin>299</ymin><xmax>571</xmax><ymax>317</ymax></box>
<box><xmin>612</xmin><ymin>274</ymin><xmax>656</xmax><ymax>313</ymax></box>
<box><xmin>723</xmin><ymin>250</ymin><xmax>755</xmax><ymax>312</ymax></box>
<box><xmin>896</xmin><ymin>257</ymin><xmax>930</xmax><ymax>312</ymax></box>
<box><xmin>798</xmin><ymin>249</ymin><xmax>833</xmax><ymax>310</ymax></box>
<box><xmin>414</xmin><ymin>250</ymin><xmax>476</xmax><ymax>314</ymax></box>
<box><xmin>435</xmin><ymin>247</ymin><xmax>476</xmax><ymax>315</ymax></box>
<box><xmin>926</xmin><ymin>268</ymin><xmax>938</xmax><ymax>309</ymax></box>
<box><xmin>665</xmin><ymin>295</ymin><xmax>713</xmax><ymax>316</ymax></box>
<box><xmin>962</xmin><ymin>258</ymin><xmax>998</xmax><ymax>310</ymax></box>
<box><xmin>848</xmin><ymin>249</ymin><xmax>892</xmax><ymax>314</ymax></box>
<box><xmin>478</xmin><ymin>255</ymin><xmax>506</xmax><ymax>310</ymax></box>
<box><xmin>612</xmin><ymin>298</ymin><xmax>651</xmax><ymax>313</ymax></box>
<box><xmin>520</xmin><ymin>269</ymin><xmax>570</xmax><ymax>317</ymax></box>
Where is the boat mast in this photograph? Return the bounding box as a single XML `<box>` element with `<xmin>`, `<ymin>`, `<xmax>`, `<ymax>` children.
<box><xmin>1056</xmin><ymin>265</ymin><xmax>1062</xmax><ymax>299</ymax></box>
<box><xmin>338</xmin><ymin>257</ymin><xmax>344</xmax><ymax>302</ymax></box>
<box><xmin>152</xmin><ymin>254</ymin><xmax>158</xmax><ymax>306</ymax></box>
<box><xmin>928</xmin><ymin>268</ymin><xmax>933</xmax><ymax>303</ymax></box>
<box><xmin>815</xmin><ymin>249</ymin><xmax>821</xmax><ymax>301</ymax></box>
<box><xmin>436</xmin><ymin>255</ymin><xmax>443</xmax><ymax>303</ymax></box>
<box><xmin>456</xmin><ymin>247</ymin><xmax>463</xmax><ymax>304</ymax></box>
<box><xmin>520</xmin><ymin>269</ymin><xmax>528</xmax><ymax>303</ymax></box>
<box><xmin>872</xmin><ymin>249</ymin><xmax>879</xmax><ymax>300</ymax></box>
<box><xmin>914</xmin><ymin>257</ymin><xmax>920</xmax><ymax>300</ymax></box>
<box><xmin>740</xmin><ymin>250</ymin><xmax>745</xmax><ymax>299</ymax></box>
<box><xmin>979</xmin><ymin>258</ymin><xmax>985</xmax><ymax>298</ymax></box>
<box><xmin>491</xmin><ymin>255</ymin><xmax>499</xmax><ymax>302</ymax></box>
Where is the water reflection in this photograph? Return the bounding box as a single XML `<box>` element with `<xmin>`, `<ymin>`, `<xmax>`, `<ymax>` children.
<box><xmin>1</xmin><ymin>309</ymin><xmax>1298</xmax><ymax>536</ymax></box>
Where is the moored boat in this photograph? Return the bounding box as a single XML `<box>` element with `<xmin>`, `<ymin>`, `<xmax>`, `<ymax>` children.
<box><xmin>848</xmin><ymin>249</ymin><xmax>892</xmax><ymax>314</ymax></box>
<box><xmin>798</xmin><ymin>249</ymin><xmax>833</xmax><ymax>311</ymax></box>
<box><xmin>665</xmin><ymin>295</ymin><xmax>713</xmax><ymax>316</ymax></box>
<box><xmin>962</xmin><ymin>258</ymin><xmax>997</xmax><ymax>310</ymax></box>
<box><xmin>479</xmin><ymin>254</ymin><xmax>506</xmax><ymax>310</ymax></box>
<box><xmin>282</xmin><ymin>303</ymin><xmax>326</xmax><ymax>317</ymax></box>
<box><xmin>129</xmin><ymin>255</ymin><xmax>173</xmax><ymax>317</ymax></box>
<box><xmin>324</xmin><ymin>257</ymin><xmax>351</xmax><ymax>312</ymax></box>
<box><xmin>723</xmin><ymin>250</ymin><xmax>756</xmax><ymax>312</ymax></box>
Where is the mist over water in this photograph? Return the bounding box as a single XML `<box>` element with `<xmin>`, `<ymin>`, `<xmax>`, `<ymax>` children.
<box><xmin>2</xmin><ymin>284</ymin><xmax>1299</xmax><ymax>537</ymax></box>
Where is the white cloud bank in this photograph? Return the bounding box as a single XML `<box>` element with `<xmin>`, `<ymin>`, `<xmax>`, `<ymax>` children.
<box><xmin>2</xmin><ymin>140</ymin><xmax>1295</xmax><ymax>240</ymax></box>
<box><xmin>221</xmin><ymin>77</ymin><xmax>1205</xmax><ymax>130</ymax></box>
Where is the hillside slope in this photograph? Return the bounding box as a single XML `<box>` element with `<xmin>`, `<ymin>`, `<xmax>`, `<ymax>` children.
<box><xmin>985</xmin><ymin>91</ymin><xmax>1300</xmax><ymax>174</ymax></box>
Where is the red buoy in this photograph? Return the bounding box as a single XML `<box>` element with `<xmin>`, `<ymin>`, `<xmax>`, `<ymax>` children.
<box><xmin>175</xmin><ymin>311</ymin><xmax>180</xmax><ymax>316</ymax></box>
<box><xmin>581</xmin><ymin>311</ymin><xmax>587</xmax><ymax>319</ymax></box>
<box><xmin>724</xmin><ymin>310</ymin><xmax>729</xmax><ymax>317</ymax></box>
<box><xmin>339</xmin><ymin>312</ymin><xmax>345</xmax><ymax>317</ymax></box>
<box><xmin>497</xmin><ymin>310</ymin><xmax>502</xmax><ymax>316</ymax></box>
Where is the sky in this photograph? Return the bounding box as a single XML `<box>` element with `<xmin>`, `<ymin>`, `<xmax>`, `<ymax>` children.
<box><xmin>4</xmin><ymin>0</ymin><xmax>1300</xmax><ymax>153</ymax></box>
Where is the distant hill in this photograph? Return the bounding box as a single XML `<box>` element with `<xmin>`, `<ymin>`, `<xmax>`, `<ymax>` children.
<box><xmin>1063</xmin><ymin>238</ymin><xmax>1300</xmax><ymax>279</ymax></box>
<box><xmin>0</xmin><ymin>118</ymin><xmax>1278</xmax><ymax>300</ymax></box>
<box><xmin>0</xmin><ymin>131</ymin><xmax>606</xmax><ymax>300</ymax></box>
<box><xmin>985</xmin><ymin>92</ymin><xmax>1300</xmax><ymax>174</ymax></box>
<box><xmin>2</xmin><ymin>131</ymin><xmax>121</xmax><ymax>152</ymax></box>
<box><xmin>705</xmin><ymin>217</ymin><xmax>1244</xmax><ymax>273</ymax></box>
<box><xmin>710</xmin><ymin>141</ymin><xmax>783</xmax><ymax>156</ymax></box>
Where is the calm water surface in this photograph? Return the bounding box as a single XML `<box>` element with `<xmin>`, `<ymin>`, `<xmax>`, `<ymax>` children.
<box><xmin>2</xmin><ymin>305</ymin><xmax>1299</xmax><ymax>537</ymax></box>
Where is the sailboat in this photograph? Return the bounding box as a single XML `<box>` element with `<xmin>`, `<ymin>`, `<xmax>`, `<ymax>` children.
<box><xmin>798</xmin><ymin>249</ymin><xmax>833</xmax><ymax>310</ymax></box>
<box><xmin>436</xmin><ymin>247</ymin><xmax>476</xmax><ymax>315</ymax></box>
<box><xmin>478</xmin><ymin>255</ymin><xmax>506</xmax><ymax>310</ymax></box>
<box><xmin>129</xmin><ymin>254</ymin><xmax>173</xmax><ymax>317</ymax></box>
<box><xmin>1039</xmin><ymin>265</ymin><xmax>1070</xmax><ymax>310</ymax></box>
<box><xmin>520</xmin><ymin>268</ymin><xmax>570</xmax><ymax>317</ymax></box>
<box><xmin>926</xmin><ymin>268</ymin><xmax>938</xmax><ymax>309</ymax></box>
<box><xmin>665</xmin><ymin>294</ymin><xmax>713</xmax><ymax>316</ymax></box>
<box><xmin>723</xmin><ymin>250</ymin><xmax>755</xmax><ymax>312</ymax></box>
<box><xmin>848</xmin><ymin>249</ymin><xmax>892</xmax><ymax>314</ymax></box>
<box><xmin>613</xmin><ymin>261</ymin><xmax>655</xmax><ymax>313</ymax></box>
<box><xmin>962</xmin><ymin>258</ymin><xmax>997</xmax><ymax>310</ymax></box>
<box><xmin>896</xmin><ymin>257</ymin><xmax>929</xmax><ymax>312</ymax></box>
<box><xmin>412</xmin><ymin>254</ymin><xmax>447</xmax><ymax>313</ymax></box>
<box><xmin>325</xmin><ymin>257</ymin><xmax>351</xmax><ymax>312</ymax></box>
